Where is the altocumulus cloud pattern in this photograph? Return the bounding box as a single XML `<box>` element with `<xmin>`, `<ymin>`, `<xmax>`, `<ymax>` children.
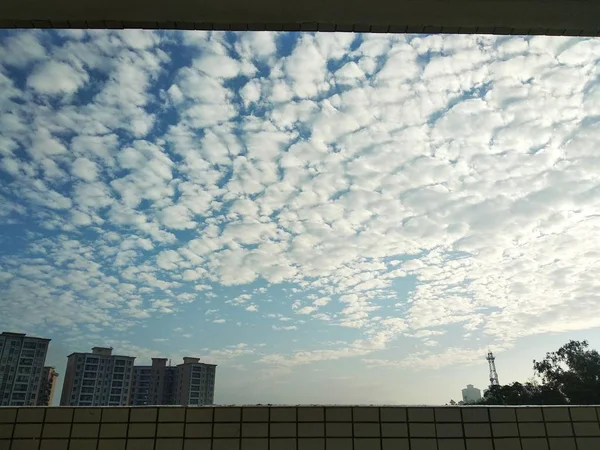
<box><xmin>1</xmin><ymin>30</ymin><xmax>600</xmax><ymax>403</ymax></box>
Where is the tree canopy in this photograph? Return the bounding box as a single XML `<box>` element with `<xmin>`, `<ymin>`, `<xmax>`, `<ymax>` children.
<box><xmin>478</xmin><ymin>340</ymin><xmax>600</xmax><ymax>405</ymax></box>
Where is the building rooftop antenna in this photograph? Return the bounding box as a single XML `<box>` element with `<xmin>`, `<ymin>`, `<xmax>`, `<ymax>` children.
<box><xmin>486</xmin><ymin>350</ymin><xmax>500</xmax><ymax>387</ymax></box>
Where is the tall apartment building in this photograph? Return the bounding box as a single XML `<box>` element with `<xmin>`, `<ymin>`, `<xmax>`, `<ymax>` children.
<box><xmin>36</xmin><ymin>367</ymin><xmax>59</xmax><ymax>406</ymax></box>
<box><xmin>0</xmin><ymin>331</ymin><xmax>50</xmax><ymax>406</ymax></box>
<box><xmin>175</xmin><ymin>357</ymin><xmax>216</xmax><ymax>406</ymax></box>
<box><xmin>60</xmin><ymin>347</ymin><xmax>135</xmax><ymax>406</ymax></box>
<box><xmin>130</xmin><ymin>357</ymin><xmax>216</xmax><ymax>406</ymax></box>
<box><xmin>462</xmin><ymin>384</ymin><xmax>482</xmax><ymax>404</ymax></box>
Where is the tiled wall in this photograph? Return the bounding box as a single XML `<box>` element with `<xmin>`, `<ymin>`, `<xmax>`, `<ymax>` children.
<box><xmin>1</xmin><ymin>405</ymin><xmax>600</xmax><ymax>450</ymax></box>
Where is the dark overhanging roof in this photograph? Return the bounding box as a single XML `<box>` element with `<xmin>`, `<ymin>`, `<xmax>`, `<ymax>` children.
<box><xmin>1</xmin><ymin>0</ymin><xmax>600</xmax><ymax>36</ymax></box>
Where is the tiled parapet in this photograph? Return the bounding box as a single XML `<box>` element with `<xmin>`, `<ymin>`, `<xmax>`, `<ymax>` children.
<box><xmin>0</xmin><ymin>405</ymin><xmax>599</xmax><ymax>450</ymax></box>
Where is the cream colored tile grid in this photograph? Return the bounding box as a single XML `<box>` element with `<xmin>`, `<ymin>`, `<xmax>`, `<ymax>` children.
<box><xmin>0</xmin><ymin>406</ymin><xmax>599</xmax><ymax>450</ymax></box>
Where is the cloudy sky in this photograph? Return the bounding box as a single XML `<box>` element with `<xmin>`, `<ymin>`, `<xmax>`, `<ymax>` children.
<box><xmin>1</xmin><ymin>29</ymin><xmax>600</xmax><ymax>405</ymax></box>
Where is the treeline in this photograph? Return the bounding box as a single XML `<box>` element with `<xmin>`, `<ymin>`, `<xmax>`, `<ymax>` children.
<box><xmin>477</xmin><ymin>340</ymin><xmax>600</xmax><ymax>405</ymax></box>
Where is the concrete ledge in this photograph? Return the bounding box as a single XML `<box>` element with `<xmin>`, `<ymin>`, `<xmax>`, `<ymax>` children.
<box><xmin>1</xmin><ymin>405</ymin><xmax>599</xmax><ymax>449</ymax></box>
<box><xmin>1</xmin><ymin>0</ymin><xmax>600</xmax><ymax>36</ymax></box>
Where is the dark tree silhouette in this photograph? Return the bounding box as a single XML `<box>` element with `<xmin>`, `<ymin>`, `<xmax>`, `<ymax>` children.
<box><xmin>478</xmin><ymin>340</ymin><xmax>600</xmax><ymax>405</ymax></box>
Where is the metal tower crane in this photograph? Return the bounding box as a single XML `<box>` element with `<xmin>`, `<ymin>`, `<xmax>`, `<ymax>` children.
<box><xmin>486</xmin><ymin>351</ymin><xmax>499</xmax><ymax>387</ymax></box>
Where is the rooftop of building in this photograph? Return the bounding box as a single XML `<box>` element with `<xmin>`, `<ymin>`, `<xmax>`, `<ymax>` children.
<box><xmin>1</xmin><ymin>331</ymin><xmax>51</xmax><ymax>341</ymax></box>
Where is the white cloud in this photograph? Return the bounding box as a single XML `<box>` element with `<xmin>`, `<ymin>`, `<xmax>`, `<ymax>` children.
<box><xmin>71</xmin><ymin>158</ymin><xmax>98</xmax><ymax>181</ymax></box>
<box><xmin>27</xmin><ymin>60</ymin><xmax>88</xmax><ymax>95</ymax></box>
<box><xmin>4</xmin><ymin>31</ymin><xmax>600</xmax><ymax>388</ymax></box>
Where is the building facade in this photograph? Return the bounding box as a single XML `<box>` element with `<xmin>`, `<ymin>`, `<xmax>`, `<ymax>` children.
<box><xmin>130</xmin><ymin>358</ymin><xmax>177</xmax><ymax>406</ymax></box>
<box><xmin>130</xmin><ymin>357</ymin><xmax>216</xmax><ymax>406</ymax></box>
<box><xmin>0</xmin><ymin>331</ymin><xmax>50</xmax><ymax>406</ymax></box>
<box><xmin>461</xmin><ymin>384</ymin><xmax>482</xmax><ymax>404</ymax></box>
<box><xmin>60</xmin><ymin>347</ymin><xmax>135</xmax><ymax>406</ymax></box>
<box><xmin>36</xmin><ymin>366</ymin><xmax>58</xmax><ymax>406</ymax></box>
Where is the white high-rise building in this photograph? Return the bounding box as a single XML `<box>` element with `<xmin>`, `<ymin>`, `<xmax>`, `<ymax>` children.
<box><xmin>0</xmin><ymin>331</ymin><xmax>51</xmax><ymax>406</ymax></box>
<box><xmin>462</xmin><ymin>384</ymin><xmax>482</xmax><ymax>404</ymax></box>
<box><xmin>60</xmin><ymin>347</ymin><xmax>135</xmax><ymax>406</ymax></box>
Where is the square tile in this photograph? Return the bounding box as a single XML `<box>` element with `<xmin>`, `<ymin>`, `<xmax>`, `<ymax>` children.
<box><xmin>519</xmin><ymin>422</ymin><xmax>546</xmax><ymax>437</ymax></box>
<box><xmin>0</xmin><ymin>440</ymin><xmax>8</xmax><ymax>450</ymax></box>
<box><xmin>326</xmin><ymin>422</ymin><xmax>352</xmax><ymax>437</ymax></box>
<box><xmin>494</xmin><ymin>438</ymin><xmax>522</xmax><ymax>450</ymax></box>
<box><xmin>353</xmin><ymin>407</ymin><xmax>379</xmax><ymax>422</ymax></box>
<box><xmin>42</xmin><ymin>423</ymin><xmax>71</xmax><ymax>438</ymax></box>
<box><xmin>17</xmin><ymin>409</ymin><xmax>45</xmax><ymax>423</ymax></box>
<box><xmin>68</xmin><ymin>439</ymin><xmax>98</xmax><ymax>450</ymax></box>
<box><xmin>101</xmin><ymin>409</ymin><xmax>129</xmax><ymax>423</ymax></box>
<box><xmin>271</xmin><ymin>423</ymin><xmax>296</xmax><ymax>437</ymax></box>
<box><xmin>128</xmin><ymin>423</ymin><xmax>156</xmax><ymax>438</ymax></box>
<box><xmin>438</xmin><ymin>440</ymin><xmax>466</xmax><ymax>450</ymax></box>
<box><xmin>45</xmin><ymin>409</ymin><xmax>74</xmax><ymax>423</ymax></box>
<box><xmin>213</xmin><ymin>439</ymin><xmax>240</xmax><ymax>450</ymax></box>
<box><xmin>100</xmin><ymin>423</ymin><xmax>128</xmax><ymax>438</ymax></box>
<box><xmin>126</xmin><ymin>439</ymin><xmax>156</xmax><ymax>450</ymax></box>
<box><xmin>156</xmin><ymin>438</ymin><xmax>184</xmax><ymax>450</ymax></box>
<box><xmin>11</xmin><ymin>440</ymin><xmax>40</xmax><ymax>450</ymax></box>
<box><xmin>380</xmin><ymin>408</ymin><xmax>407</xmax><ymax>423</ymax></box>
<box><xmin>215</xmin><ymin>408</ymin><xmax>241</xmax><ymax>422</ymax></box>
<box><xmin>40</xmin><ymin>439</ymin><xmax>69</xmax><ymax>450</ymax></box>
<box><xmin>462</xmin><ymin>409</ymin><xmax>489</xmax><ymax>423</ymax></box>
<box><xmin>574</xmin><ymin>422</ymin><xmax>600</xmax><ymax>436</ymax></box>
<box><xmin>270</xmin><ymin>438</ymin><xmax>297</xmax><ymax>450</ymax></box>
<box><xmin>13</xmin><ymin>423</ymin><xmax>42</xmax><ymax>438</ymax></box>
<box><xmin>183</xmin><ymin>439</ymin><xmax>212</xmax><ymax>450</ymax></box>
<box><xmin>185</xmin><ymin>423</ymin><xmax>212</xmax><ymax>438</ymax></box>
<box><xmin>464</xmin><ymin>423</ymin><xmax>491</xmax><ymax>438</ymax></box>
<box><xmin>0</xmin><ymin>423</ymin><xmax>13</xmax><ymax>438</ymax></box>
<box><xmin>577</xmin><ymin>437</ymin><xmax>600</xmax><ymax>450</ymax></box>
<box><xmin>242</xmin><ymin>423</ymin><xmax>268</xmax><ymax>437</ymax></box>
<box><xmin>436</xmin><ymin>423</ymin><xmax>463</xmax><ymax>438</ymax></box>
<box><xmin>516</xmin><ymin>408</ymin><xmax>543</xmax><ymax>422</ymax></box>
<box><xmin>409</xmin><ymin>423</ymin><xmax>435</xmax><ymax>438</ymax></box>
<box><xmin>242</xmin><ymin>407</ymin><xmax>269</xmax><ymax>422</ymax></box>
<box><xmin>186</xmin><ymin>408</ymin><xmax>213</xmax><ymax>423</ymax></box>
<box><xmin>570</xmin><ymin>407</ymin><xmax>598</xmax><ymax>422</ymax></box>
<box><xmin>298</xmin><ymin>422</ymin><xmax>324</xmax><ymax>437</ymax></box>
<box><xmin>492</xmin><ymin>423</ymin><xmax>519</xmax><ymax>437</ymax></box>
<box><xmin>298</xmin><ymin>438</ymin><xmax>324</xmax><ymax>450</ymax></box>
<box><xmin>298</xmin><ymin>407</ymin><xmax>324</xmax><ymax>422</ymax></box>
<box><xmin>465</xmin><ymin>439</ymin><xmax>493</xmax><ymax>450</ymax></box>
<box><xmin>522</xmin><ymin>438</ymin><xmax>549</xmax><ymax>450</ymax></box>
<box><xmin>354</xmin><ymin>438</ymin><xmax>381</xmax><ymax>450</ymax></box>
<box><xmin>71</xmin><ymin>423</ymin><xmax>100</xmax><ymax>438</ymax></box>
<box><xmin>270</xmin><ymin>408</ymin><xmax>296</xmax><ymax>422</ymax></box>
<box><xmin>435</xmin><ymin>408</ymin><xmax>461</xmax><ymax>423</ymax></box>
<box><xmin>130</xmin><ymin>408</ymin><xmax>157</xmax><ymax>422</ymax></box>
<box><xmin>381</xmin><ymin>423</ymin><xmax>408</xmax><ymax>437</ymax></box>
<box><xmin>354</xmin><ymin>423</ymin><xmax>380</xmax><ymax>437</ymax></box>
<box><xmin>158</xmin><ymin>422</ymin><xmax>185</xmax><ymax>437</ymax></box>
<box><xmin>0</xmin><ymin>409</ymin><xmax>16</xmax><ymax>423</ymax></box>
<box><xmin>326</xmin><ymin>408</ymin><xmax>352</xmax><ymax>422</ymax></box>
<box><xmin>489</xmin><ymin>408</ymin><xmax>516</xmax><ymax>422</ymax></box>
<box><xmin>241</xmin><ymin>438</ymin><xmax>268</xmax><ymax>450</ymax></box>
<box><xmin>98</xmin><ymin>439</ymin><xmax>127</xmax><ymax>450</ymax></box>
<box><xmin>548</xmin><ymin>438</ymin><xmax>576</xmax><ymax>450</ymax></box>
<box><xmin>410</xmin><ymin>439</ymin><xmax>437</xmax><ymax>450</ymax></box>
<box><xmin>73</xmin><ymin>408</ymin><xmax>102</xmax><ymax>423</ymax></box>
<box><xmin>547</xmin><ymin>422</ymin><xmax>573</xmax><ymax>437</ymax></box>
<box><xmin>543</xmin><ymin>408</ymin><xmax>570</xmax><ymax>422</ymax></box>
<box><xmin>326</xmin><ymin>438</ymin><xmax>353</xmax><ymax>450</ymax></box>
<box><xmin>159</xmin><ymin>408</ymin><xmax>186</xmax><ymax>423</ymax></box>
<box><xmin>382</xmin><ymin>438</ymin><xmax>409</xmax><ymax>450</ymax></box>
<box><xmin>408</xmin><ymin>408</ymin><xmax>434</xmax><ymax>422</ymax></box>
<box><xmin>214</xmin><ymin>423</ymin><xmax>241</xmax><ymax>438</ymax></box>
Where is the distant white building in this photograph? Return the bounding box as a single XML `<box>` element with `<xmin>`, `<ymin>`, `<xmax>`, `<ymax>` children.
<box><xmin>461</xmin><ymin>384</ymin><xmax>482</xmax><ymax>403</ymax></box>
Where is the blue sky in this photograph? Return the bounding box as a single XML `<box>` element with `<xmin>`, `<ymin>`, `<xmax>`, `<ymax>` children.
<box><xmin>2</xmin><ymin>29</ymin><xmax>600</xmax><ymax>405</ymax></box>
